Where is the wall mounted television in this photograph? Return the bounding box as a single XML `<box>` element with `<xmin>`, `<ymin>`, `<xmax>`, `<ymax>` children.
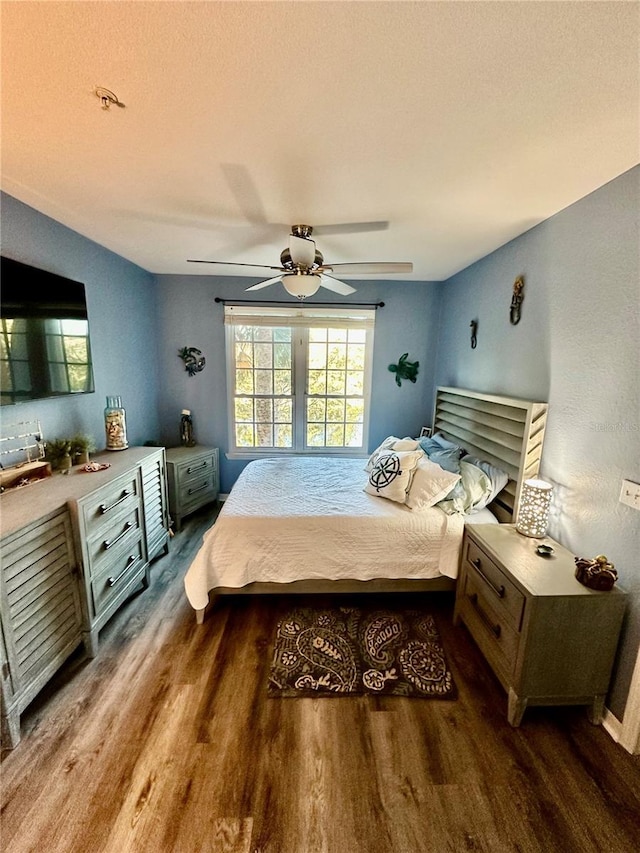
<box><xmin>1</xmin><ymin>256</ymin><xmax>95</xmax><ymax>406</ymax></box>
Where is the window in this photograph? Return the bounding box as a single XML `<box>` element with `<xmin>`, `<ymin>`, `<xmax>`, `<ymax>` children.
<box><xmin>225</xmin><ymin>305</ymin><xmax>375</xmax><ymax>455</ymax></box>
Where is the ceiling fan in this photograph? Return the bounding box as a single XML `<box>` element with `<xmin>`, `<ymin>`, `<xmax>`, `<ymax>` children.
<box><xmin>187</xmin><ymin>224</ymin><xmax>413</xmax><ymax>299</ymax></box>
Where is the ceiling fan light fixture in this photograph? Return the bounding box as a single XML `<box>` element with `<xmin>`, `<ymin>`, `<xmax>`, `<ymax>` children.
<box><xmin>281</xmin><ymin>273</ymin><xmax>321</xmax><ymax>299</ymax></box>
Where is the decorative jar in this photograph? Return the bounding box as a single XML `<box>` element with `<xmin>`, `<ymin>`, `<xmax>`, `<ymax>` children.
<box><xmin>104</xmin><ymin>396</ymin><xmax>128</xmax><ymax>451</ymax></box>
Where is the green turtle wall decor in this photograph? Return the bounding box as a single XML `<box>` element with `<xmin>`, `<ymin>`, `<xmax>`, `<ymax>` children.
<box><xmin>388</xmin><ymin>353</ymin><xmax>419</xmax><ymax>387</ymax></box>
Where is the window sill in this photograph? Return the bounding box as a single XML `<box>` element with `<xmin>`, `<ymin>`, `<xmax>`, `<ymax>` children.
<box><xmin>225</xmin><ymin>450</ymin><xmax>369</xmax><ymax>461</ymax></box>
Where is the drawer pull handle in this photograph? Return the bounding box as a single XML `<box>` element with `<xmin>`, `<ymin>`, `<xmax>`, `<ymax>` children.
<box><xmin>471</xmin><ymin>558</ymin><xmax>505</xmax><ymax>599</ymax></box>
<box><xmin>187</xmin><ymin>461</ymin><xmax>208</xmax><ymax>474</ymax></box>
<box><xmin>469</xmin><ymin>593</ymin><xmax>502</xmax><ymax>639</ymax></box>
<box><xmin>188</xmin><ymin>482</ymin><xmax>209</xmax><ymax>495</ymax></box>
<box><xmin>107</xmin><ymin>555</ymin><xmax>140</xmax><ymax>587</ymax></box>
<box><xmin>103</xmin><ymin>521</ymin><xmax>134</xmax><ymax>550</ymax></box>
<box><xmin>100</xmin><ymin>490</ymin><xmax>132</xmax><ymax>514</ymax></box>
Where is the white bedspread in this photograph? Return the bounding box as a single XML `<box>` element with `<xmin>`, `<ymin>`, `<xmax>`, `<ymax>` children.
<box><xmin>184</xmin><ymin>457</ymin><xmax>466</xmax><ymax>610</ymax></box>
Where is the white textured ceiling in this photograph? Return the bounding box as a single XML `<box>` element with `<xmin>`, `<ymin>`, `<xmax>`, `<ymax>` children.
<box><xmin>1</xmin><ymin>1</ymin><xmax>638</xmax><ymax>281</ymax></box>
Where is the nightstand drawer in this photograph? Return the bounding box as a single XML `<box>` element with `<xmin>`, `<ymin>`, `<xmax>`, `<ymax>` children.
<box><xmin>464</xmin><ymin>537</ymin><xmax>525</xmax><ymax>631</ymax></box>
<box><xmin>463</xmin><ymin>570</ymin><xmax>520</xmax><ymax>671</ymax></box>
<box><xmin>175</xmin><ymin>452</ymin><xmax>217</xmax><ymax>486</ymax></box>
<box><xmin>90</xmin><ymin>539</ymin><xmax>145</xmax><ymax>617</ymax></box>
<box><xmin>179</xmin><ymin>474</ymin><xmax>217</xmax><ymax>512</ymax></box>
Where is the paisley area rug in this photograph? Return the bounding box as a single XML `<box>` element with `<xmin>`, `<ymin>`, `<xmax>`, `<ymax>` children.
<box><xmin>268</xmin><ymin>604</ymin><xmax>456</xmax><ymax>699</ymax></box>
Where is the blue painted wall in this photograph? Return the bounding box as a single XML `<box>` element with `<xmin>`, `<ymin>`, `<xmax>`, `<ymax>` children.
<box><xmin>2</xmin><ymin>170</ymin><xmax>638</xmax><ymax>722</ymax></box>
<box><xmin>434</xmin><ymin>166</ymin><xmax>639</xmax><ymax>721</ymax></box>
<box><xmin>0</xmin><ymin>193</ymin><xmax>161</xmax><ymax>448</ymax></box>
<box><xmin>153</xmin><ymin>276</ymin><xmax>443</xmax><ymax>492</ymax></box>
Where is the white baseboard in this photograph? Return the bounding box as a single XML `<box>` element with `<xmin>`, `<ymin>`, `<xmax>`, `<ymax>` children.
<box><xmin>602</xmin><ymin>708</ymin><xmax>623</xmax><ymax>744</ymax></box>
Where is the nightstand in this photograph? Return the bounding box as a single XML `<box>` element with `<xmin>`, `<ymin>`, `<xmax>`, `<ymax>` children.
<box><xmin>165</xmin><ymin>446</ymin><xmax>219</xmax><ymax>531</ymax></box>
<box><xmin>453</xmin><ymin>524</ymin><xmax>627</xmax><ymax>726</ymax></box>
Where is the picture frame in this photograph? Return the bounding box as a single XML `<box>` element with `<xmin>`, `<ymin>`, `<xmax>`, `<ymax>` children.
<box><xmin>419</xmin><ymin>426</ymin><xmax>433</xmax><ymax>438</ymax></box>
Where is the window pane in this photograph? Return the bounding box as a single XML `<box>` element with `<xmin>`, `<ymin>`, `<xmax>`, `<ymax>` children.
<box><xmin>275</xmin><ymin>424</ymin><xmax>292</xmax><ymax>447</ymax></box>
<box><xmin>236</xmin><ymin>369</ymin><xmax>254</xmax><ymax>394</ymax></box>
<box><xmin>235</xmin><ymin>398</ymin><xmax>254</xmax><ymax>422</ymax></box>
<box><xmin>326</xmin><ymin>398</ymin><xmax>345</xmax><ymax>422</ymax></box>
<box><xmin>307</xmin><ymin>398</ymin><xmax>326</xmax><ymax>422</ymax></box>
<box><xmin>327</xmin><ymin>343</ymin><xmax>346</xmax><ymax>367</ymax></box>
<box><xmin>326</xmin><ymin>424</ymin><xmax>345</xmax><ymax>446</ymax></box>
<box><xmin>274</xmin><ymin>398</ymin><xmax>292</xmax><ymax>422</ymax></box>
<box><xmin>327</xmin><ymin>370</ymin><xmax>345</xmax><ymax>395</ymax></box>
<box><xmin>274</xmin><ymin>342</ymin><xmax>291</xmax><ymax>368</ymax></box>
<box><xmin>309</xmin><ymin>328</ymin><xmax>326</xmax><ymax>342</ymax></box>
<box><xmin>345</xmin><ymin>423</ymin><xmax>363</xmax><ymax>446</ymax></box>
<box><xmin>308</xmin><ymin>343</ymin><xmax>326</xmax><ymax>369</ymax></box>
<box><xmin>346</xmin><ymin>398</ymin><xmax>365</xmax><ymax>422</ymax></box>
<box><xmin>255</xmin><ymin>398</ymin><xmax>273</xmax><ymax>423</ymax></box>
<box><xmin>346</xmin><ymin>370</ymin><xmax>364</xmax><ymax>395</ymax></box>
<box><xmin>236</xmin><ymin>424</ymin><xmax>254</xmax><ymax>447</ymax></box>
<box><xmin>274</xmin><ymin>369</ymin><xmax>292</xmax><ymax>394</ymax></box>
<box><xmin>307</xmin><ymin>423</ymin><xmax>326</xmax><ymax>446</ymax></box>
<box><xmin>328</xmin><ymin>328</ymin><xmax>347</xmax><ymax>343</ymax></box>
<box><xmin>256</xmin><ymin>423</ymin><xmax>273</xmax><ymax>446</ymax></box>
<box><xmin>255</xmin><ymin>370</ymin><xmax>273</xmax><ymax>394</ymax></box>
<box><xmin>347</xmin><ymin>343</ymin><xmax>365</xmax><ymax>370</ymax></box>
<box><xmin>254</xmin><ymin>343</ymin><xmax>272</xmax><ymax>368</ymax></box>
<box><xmin>308</xmin><ymin>370</ymin><xmax>326</xmax><ymax>394</ymax></box>
<box><xmin>254</xmin><ymin>327</ymin><xmax>273</xmax><ymax>342</ymax></box>
<box><xmin>235</xmin><ymin>341</ymin><xmax>253</xmax><ymax>368</ymax></box>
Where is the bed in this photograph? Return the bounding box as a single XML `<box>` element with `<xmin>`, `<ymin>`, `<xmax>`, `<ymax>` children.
<box><xmin>184</xmin><ymin>387</ymin><xmax>548</xmax><ymax>622</ymax></box>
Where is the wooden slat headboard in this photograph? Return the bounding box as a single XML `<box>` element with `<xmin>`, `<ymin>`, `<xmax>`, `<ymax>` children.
<box><xmin>433</xmin><ymin>387</ymin><xmax>548</xmax><ymax>522</ymax></box>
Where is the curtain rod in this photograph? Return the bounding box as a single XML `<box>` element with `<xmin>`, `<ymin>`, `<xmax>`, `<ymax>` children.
<box><xmin>214</xmin><ymin>298</ymin><xmax>385</xmax><ymax>308</ymax></box>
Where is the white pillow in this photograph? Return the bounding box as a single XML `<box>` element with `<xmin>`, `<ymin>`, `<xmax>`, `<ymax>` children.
<box><xmin>365</xmin><ymin>436</ymin><xmax>420</xmax><ymax>472</ymax></box>
<box><xmin>405</xmin><ymin>458</ymin><xmax>461</xmax><ymax>511</ymax></box>
<box><xmin>364</xmin><ymin>449</ymin><xmax>424</xmax><ymax>503</ymax></box>
<box><xmin>437</xmin><ymin>460</ymin><xmax>493</xmax><ymax>515</ymax></box>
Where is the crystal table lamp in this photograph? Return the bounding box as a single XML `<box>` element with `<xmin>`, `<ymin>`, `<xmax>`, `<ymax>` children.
<box><xmin>516</xmin><ymin>478</ymin><xmax>553</xmax><ymax>537</ymax></box>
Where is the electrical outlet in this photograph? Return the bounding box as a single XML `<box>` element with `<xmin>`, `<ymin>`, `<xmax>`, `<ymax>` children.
<box><xmin>619</xmin><ymin>479</ymin><xmax>640</xmax><ymax>511</ymax></box>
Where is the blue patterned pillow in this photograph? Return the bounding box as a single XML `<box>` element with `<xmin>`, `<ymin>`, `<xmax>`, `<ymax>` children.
<box><xmin>417</xmin><ymin>433</ymin><xmax>464</xmax><ymax>474</ymax></box>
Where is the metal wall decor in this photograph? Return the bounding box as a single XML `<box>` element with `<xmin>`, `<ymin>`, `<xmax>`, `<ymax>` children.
<box><xmin>179</xmin><ymin>346</ymin><xmax>206</xmax><ymax>377</ymax></box>
<box><xmin>510</xmin><ymin>276</ymin><xmax>524</xmax><ymax>325</ymax></box>
<box><xmin>387</xmin><ymin>353</ymin><xmax>419</xmax><ymax>387</ymax></box>
<box><xmin>470</xmin><ymin>319</ymin><xmax>478</xmax><ymax>349</ymax></box>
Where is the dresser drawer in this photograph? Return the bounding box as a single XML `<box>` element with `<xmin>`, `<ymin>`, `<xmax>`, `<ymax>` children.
<box><xmin>84</xmin><ymin>505</ymin><xmax>143</xmax><ymax>578</ymax></box>
<box><xmin>90</xmin><ymin>539</ymin><xmax>145</xmax><ymax>617</ymax></box>
<box><xmin>80</xmin><ymin>472</ymin><xmax>141</xmax><ymax>540</ymax></box>
<box><xmin>462</xmin><ymin>569</ymin><xmax>520</xmax><ymax>672</ymax></box>
<box><xmin>464</xmin><ymin>537</ymin><xmax>525</xmax><ymax>630</ymax></box>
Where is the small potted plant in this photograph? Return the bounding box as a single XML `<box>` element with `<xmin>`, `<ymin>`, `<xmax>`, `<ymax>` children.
<box><xmin>70</xmin><ymin>433</ymin><xmax>96</xmax><ymax>465</ymax></box>
<box><xmin>45</xmin><ymin>438</ymin><xmax>72</xmax><ymax>472</ymax></box>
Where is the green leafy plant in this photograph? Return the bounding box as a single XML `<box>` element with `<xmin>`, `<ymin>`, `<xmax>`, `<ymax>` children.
<box><xmin>44</xmin><ymin>438</ymin><xmax>72</xmax><ymax>470</ymax></box>
<box><xmin>70</xmin><ymin>433</ymin><xmax>96</xmax><ymax>462</ymax></box>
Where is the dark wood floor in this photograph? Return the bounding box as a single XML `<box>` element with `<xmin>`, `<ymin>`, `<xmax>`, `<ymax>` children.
<box><xmin>2</xmin><ymin>509</ymin><xmax>639</xmax><ymax>853</ymax></box>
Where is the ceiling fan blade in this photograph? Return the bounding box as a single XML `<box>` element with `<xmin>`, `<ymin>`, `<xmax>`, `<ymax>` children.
<box><xmin>313</xmin><ymin>221</ymin><xmax>389</xmax><ymax>236</ymax></box>
<box><xmin>319</xmin><ymin>274</ymin><xmax>357</xmax><ymax>296</ymax></box>
<box><xmin>320</xmin><ymin>262</ymin><xmax>413</xmax><ymax>275</ymax></box>
<box><xmin>245</xmin><ymin>275</ymin><xmax>284</xmax><ymax>292</ymax></box>
<box><xmin>289</xmin><ymin>234</ymin><xmax>316</xmax><ymax>266</ymax></box>
<box><xmin>187</xmin><ymin>259</ymin><xmax>285</xmax><ymax>272</ymax></box>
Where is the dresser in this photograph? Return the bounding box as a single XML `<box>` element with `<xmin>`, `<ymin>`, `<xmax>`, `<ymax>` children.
<box><xmin>0</xmin><ymin>447</ymin><xmax>169</xmax><ymax>748</ymax></box>
<box><xmin>165</xmin><ymin>446</ymin><xmax>219</xmax><ymax>531</ymax></box>
<box><xmin>453</xmin><ymin>524</ymin><xmax>627</xmax><ymax>726</ymax></box>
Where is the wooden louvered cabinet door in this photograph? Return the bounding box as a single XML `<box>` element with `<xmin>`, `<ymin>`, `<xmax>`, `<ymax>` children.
<box><xmin>1</xmin><ymin>509</ymin><xmax>86</xmax><ymax>749</ymax></box>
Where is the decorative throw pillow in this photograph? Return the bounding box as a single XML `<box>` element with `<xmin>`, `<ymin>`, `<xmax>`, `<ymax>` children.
<box><xmin>463</xmin><ymin>455</ymin><xmax>509</xmax><ymax>505</ymax></box>
<box><xmin>417</xmin><ymin>432</ymin><xmax>465</xmax><ymax>474</ymax></box>
<box><xmin>365</xmin><ymin>436</ymin><xmax>420</xmax><ymax>472</ymax></box>
<box><xmin>437</xmin><ymin>460</ymin><xmax>494</xmax><ymax>515</ymax></box>
<box><xmin>405</xmin><ymin>459</ymin><xmax>461</xmax><ymax>511</ymax></box>
<box><xmin>364</xmin><ymin>449</ymin><xmax>424</xmax><ymax>503</ymax></box>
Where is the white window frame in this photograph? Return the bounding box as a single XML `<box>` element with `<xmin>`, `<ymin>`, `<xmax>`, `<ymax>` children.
<box><xmin>224</xmin><ymin>304</ymin><xmax>375</xmax><ymax>459</ymax></box>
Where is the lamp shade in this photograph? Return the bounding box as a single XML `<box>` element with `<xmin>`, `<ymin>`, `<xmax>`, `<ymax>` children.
<box><xmin>516</xmin><ymin>478</ymin><xmax>553</xmax><ymax>538</ymax></box>
<box><xmin>282</xmin><ymin>273</ymin><xmax>321</xmax><ymax>299</ymax></box>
